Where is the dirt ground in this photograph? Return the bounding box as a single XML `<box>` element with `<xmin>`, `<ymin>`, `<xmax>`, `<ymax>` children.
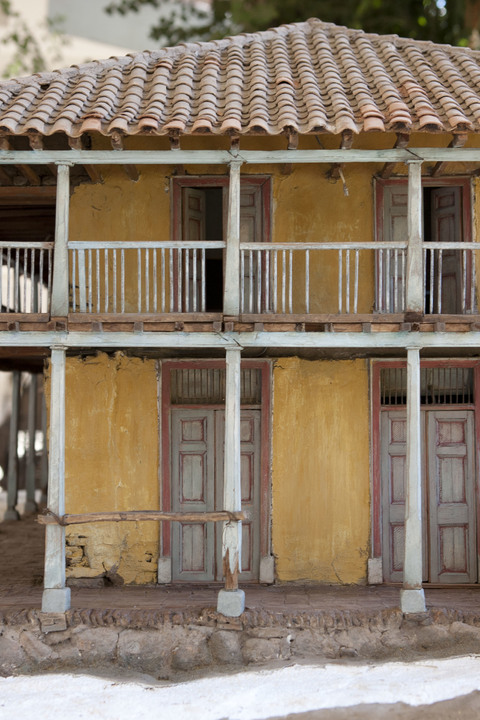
<box><xmin>271</xmin><ymin>691</ymin><xmax>480</xmax><ymax>719</ymax></box>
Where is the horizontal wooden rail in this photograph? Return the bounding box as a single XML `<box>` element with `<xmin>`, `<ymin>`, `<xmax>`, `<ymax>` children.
<box><xmin>37</xmin><ymin>510</ymin><xmax>246</xmax><ymax>526</ymax></box>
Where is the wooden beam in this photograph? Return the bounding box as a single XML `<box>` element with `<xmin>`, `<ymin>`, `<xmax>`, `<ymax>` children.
<box><xmin>28</xmin><ymin>132</ymin><xmax>57</xmax><ymax>179</ymax></box>
<box><xmin>400</xmin><ymin>347</ymin><xmax>426</xmax><ymax>614</ymax></box>
<box><xmin>4</xmin><ymin>370</ymin><xmax>20</xmax><ymax>520</ymax></box>
<box><xmin>431</xmin><ymin>133</ymin><xmax>468</xmax><ymax>177</ymax></box>
<box><xmin>223</xmin><ymin>161</ymin><xmax>242</xmax><ymax>315</ymax></box>
<box><xmin>42</xmin><ymin>345</ymin><xmax>70</xmax><ymax>613</ymax></box>
<box><xmin>0</xmin><ymin>165</ymin><xmax>13</xmax><ymax>185</ymax></box>
<box><xmin>68</xmin><ymin>137</ymin><xmax>103</xmax><ymax>183</ymax></box>
<box><xmin>2</xmin><ymin>147</ymin><xmax>480</xmax><ymax>166</ymax></box>
<box><xmin>380</xmin><ymin>133</ymin><xmax>410</xmax><ymax>179</ymax></box>
<box><xmin>405</xmin><ymin>160</ymin><xmax>424</xmax><ymax>313</ymax></box>
<box><xmin>38</xmin><ymin>509</ymin><xmax>246</xmax><ymax>525</ymax></box>
<box><xmin>50</xmin><ymin>164</ymin><xmax>70</xmax><ymax>317</ymax></box>
<box><xmin>281</xmin><ymin>129</ymin><xmax>298</xmax><ymax>175</ymax></box>
<box><xmin>110</xmin><ymin>132</ymin><xmax>139</xmax><ymax>181</ymax></box>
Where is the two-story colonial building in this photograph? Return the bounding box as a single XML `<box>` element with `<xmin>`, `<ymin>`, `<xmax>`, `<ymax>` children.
<box><xmin>0</xmin><ymin>18</ymin><xmax>480</xmax><ymax>616</ymax></box>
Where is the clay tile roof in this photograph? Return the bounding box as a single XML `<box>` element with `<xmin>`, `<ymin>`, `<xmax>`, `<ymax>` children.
<box><xmin>1</xmin><ymin>18</ymin><xmax>480</xmax><ymax>138</ymax></box>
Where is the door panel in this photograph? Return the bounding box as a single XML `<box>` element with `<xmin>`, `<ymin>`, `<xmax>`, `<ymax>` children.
<box><xmin>427</xmin><ymin>410</ymin><xmax>476</xmax><ymax>583</ymax></box>
<box><xmin>381</xmin><ymin>407</ymin><xmax>477</xmax><ymax>584</ymax></box>
<box><xmin>381</xmin><ymin>410</ymin><xmax>427</xmax><ymax>582</ymax></box>
<box><xmin>171</xmin><ymin>409</ymin><xmax>215</xmax><ymax>581</ymax></box>
<box><xmin>172</xmin><ymin>407</ymin><xmax>261</xmax><ymax>582</ymax></box>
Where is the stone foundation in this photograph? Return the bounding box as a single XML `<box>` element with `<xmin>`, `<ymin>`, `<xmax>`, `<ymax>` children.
<box><xmin>2</xmin><ymin>606</ymin><xmax>480</xmax><ymax>676</ymax></box>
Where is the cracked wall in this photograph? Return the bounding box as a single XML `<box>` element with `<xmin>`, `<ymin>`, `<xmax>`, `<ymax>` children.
<box><xmin>272</xmin><ymin>358</ymin><xmax>370</xmax><ymax>584</ymax></box>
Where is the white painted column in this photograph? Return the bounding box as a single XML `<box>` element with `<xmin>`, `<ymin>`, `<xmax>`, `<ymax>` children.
<box><xmin>4</xmin><ymin>370</ymin><xmax>20</xmax><ymax>521</ymax></box>
<box><xmin>405</xmin><ymin>160</ymin><xmax>424</xmax><ymax>314</ymax></box>
<box><xmin>51</xmin><ymin>163</ymin><xmax>71</xmax><ymax>317</ymax></box>
<box><xmin>42</xmin><ymin>345</ymin><xmax>70</xmax><ymax>613</ymax></box>
<box><xmin>223</xmin><ymin>161</ymin><xmax>242</xmax><ymax>316</ymax></box>
<box><xmin>217</xmin><ymin>347</ymin><xmax>245</xmax><ymax>617</ymax></box>
<box><xmin>40</xmin><ymin>391</ymin><xmax>48</xmax><ymax>504</ymax></box>
<box><xmin>400</xmin><ymin>347</ymin><xmax>426</xmax><ymax>614</ymax></box>
<box><xmin>24</xmin><ymin>373</ymin><xmax>38</xmax><ymax>513</ymax></box>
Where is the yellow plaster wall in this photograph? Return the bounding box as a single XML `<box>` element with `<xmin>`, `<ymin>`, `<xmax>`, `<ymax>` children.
<box><xmin>272</xmin><ymin>358</ymin><xmax>370</xmax><ymax>583</ymax></box>
<box><xmin>58</xmin><ymin>352</ymin><xmax>159</xmax><ymax>584</ymax></box>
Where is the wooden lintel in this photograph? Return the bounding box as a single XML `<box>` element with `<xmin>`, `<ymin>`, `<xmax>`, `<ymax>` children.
<box><xmin>38</xmin><ymin>509</ymin><xmax>246</xmax><ymax>525</ymax></box>
<box><xmin>431</xmin><ymin>133</ymin><xmax>468</xmax><ymax>177</ymax></box>
<box><xmin>68</xmin><ymin>136</ymin><xmax>103</xmax><ymax>183</ymax></box>
<box><xmin>327</xmin><ymin>130</ymin><xmax>354</xmax><ymax>180</ymax></box>
<box><xmin>380</xmin><ymin>132</ymin><xmax>410</xmax><ymax>179</ymax></box>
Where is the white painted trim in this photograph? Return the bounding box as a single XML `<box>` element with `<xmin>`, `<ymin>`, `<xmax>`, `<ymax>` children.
<box><xmin>42</xmin><ymin>346</ymin><xmax>70</xmax><ymax>610</ymax></box>
<box><xmin>406</xmin><ymin>162</ymin><xmax>424</xmax><ymax>313</ymax></box>
<box><xmin>1</xmin><ymin>148</ymin><xmax>480</xmax><ymax>166</ymax></box>
<box><xmin>402</xmin><ymin>347</ymin><xmax>426</xmax><ymax>612</ymax></box>
<box><xmin>24</xmin><ymin>373</ymin><xmax>38</xmax><ymax>513</ymax></box>
<box><xmin>222</xmin><ymin>348</ymin><xmax>242</xmax><ymax>583</ymax></box>
<box><xmin>223</xmin><ymin>162</ymin><xmax>242</xmax><ymax>315</ymax></box>
<box><xmin>51</xmin><ymin>164</ymin><xmax>70</xmax><ymax>316</ymax></box>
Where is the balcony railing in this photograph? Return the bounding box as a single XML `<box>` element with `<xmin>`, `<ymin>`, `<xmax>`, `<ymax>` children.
<box><xmin>1</xmin><ymin>238</ymin><xmax>477</xmax><ymax>319</ymax></box>
<box><xmin>0</xmin><ymin>241</ymin><xmax>53</xmax><ymax>315</ymax></box>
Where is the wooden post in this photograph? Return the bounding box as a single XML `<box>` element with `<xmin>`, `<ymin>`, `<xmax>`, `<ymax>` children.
<box><xmin>223</xmin><ymin>161</ymin><xmax>242</xmax><ymax>316</ymax></box>
<box><xmin>400</xmin><ymin>347</ymin><xmax>426</xmax><ymax>614</ymax></box>
<box><xmin>217</xmin><ymin>347</ymin><xmax>245</xmax><ymax>616</ymax></box>
<box><xmin>51</xmin><ymin>163</ymin><xmax>71</xmax><ymax>317</ymax></box>
<box><xmin>405</xmin><ymin>160</ymin><xmax>424</xmax><ymax>314</ymax></box>
<box><xmin>42</xmin><ymin>346</ymin><xmax>70</xmax><ymax>613</ymax></box>
<box><xmin>24</xmin><ymin>373</ymin><xmax>38</xmax><ymax>513</ymax></box>
<box><xmin>4</xmin><ymin>370</ymin><xmax>20</xmax><ymax>521</ymax></box>
<box><xmin>40</xmin><ymin>390</ymin><xmax>48</xmax><ymax>504</ymax></box>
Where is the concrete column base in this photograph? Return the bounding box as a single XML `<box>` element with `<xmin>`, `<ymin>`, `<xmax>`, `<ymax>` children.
<box><xmin>217</xmin><ymin>589</ymin><xmax>245</xmax><ymax>617</ymax></box>
<box><xmin>3</xmin><ymin>508</ymin><xmax>19</xmax><ymax>521</ymax></box>
<box><xmin>42</xmin><ymin>588</ymin><xmax>71</xmax><ymax>613</ymax></box>
<box><xmin>157</xmin><ymin>557</ymin><xmax>171</xmax><ymax>584</ymax></box>
<box><xmin>400</xmin><ymin>588</ymin><xmax>426</xmax><ymax>614</ymax></box>
<box><xmin>367</xmin><ymin>558</ymin><xmax>383</xmax><ymax>585</ymax></box>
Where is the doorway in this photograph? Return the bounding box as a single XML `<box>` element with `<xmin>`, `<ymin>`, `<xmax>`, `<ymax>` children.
<box><xmin>161</xmin><ymin>360</ymin><xmax>270</xmax><ymax>584</ymax></box>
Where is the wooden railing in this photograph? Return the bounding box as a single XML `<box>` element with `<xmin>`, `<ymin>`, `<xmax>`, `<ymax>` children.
<box><xmin>0</xmin><ymin>241</ymin><xmax>53</xmax><ymax>314</ymax></box>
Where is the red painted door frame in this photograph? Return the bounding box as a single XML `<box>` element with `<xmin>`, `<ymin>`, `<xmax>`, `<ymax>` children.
<box><xmin>160</xmin><ymin>358</ymin><xmax>271</xmax><ymax>570</ymax></box>
<box><xmin>371</xmin><ymin>358</ymin><xmax>480</xmax><ymax>570</ymax></box>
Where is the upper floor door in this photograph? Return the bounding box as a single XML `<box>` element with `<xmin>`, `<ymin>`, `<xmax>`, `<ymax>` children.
<box><xmin>377</xmin><ymin>180</ymin><xmax>471</xmax><ymax>314</ymax></box>
<box><xmin>175</xmin><ymin>177</ymin><xmax>271</xmax><ymax>313</ymax></box>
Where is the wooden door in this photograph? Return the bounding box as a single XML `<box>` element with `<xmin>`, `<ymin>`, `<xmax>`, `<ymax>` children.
<box><xmin>381</xmin><ymin>408</ymin><xmax>477</xmax><ymax>584</ymax></box>
<box><xmin>171</xmin><ymin>407</ymin><xmax>261</xmax><ymax>582</ymax></box>
<box><xmin>381</xmin><ymin>410</ymin><xmax>427</xmax><ymax>582</ymax></box>
<box><xmin>181</xmin><ymin>188</ymin><xmax>205</xmax><ymax>312</ymax></box>
<box><xmin>379</xmin><ymin>185</ymin><xmax>407</xmax><ymax>313</ymax></box>
<box><xmin>429</xmin><ymin>187</ymin><xmax>462</xmax><ymax>314</ymax></box>
<box><xmin>427</xmin><ymin>410</ymin><xmax>476</xmax><ymax>583</ymax></box>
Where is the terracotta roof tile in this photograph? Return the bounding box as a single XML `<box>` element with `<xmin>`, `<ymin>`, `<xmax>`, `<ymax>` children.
<box><xmin>1</xmin><ymin>18</ymin><xmax>480</xmax><ymax>138</ymax></box>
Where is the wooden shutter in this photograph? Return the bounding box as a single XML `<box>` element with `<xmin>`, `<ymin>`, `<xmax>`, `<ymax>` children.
<box><xmin>379</xmin><ymin>185</ymin><xmax>407</xmax><ymax>312</ymax></box>
<box><xmin>429</xmin><ymin>187</ymin><xmax>462</xmax><ymax>314</ymax></box>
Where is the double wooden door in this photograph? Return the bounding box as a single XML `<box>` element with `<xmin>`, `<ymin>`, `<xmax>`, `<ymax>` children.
<box><xmin>171</xmin><ymin>407</ymin><xmax>261</xmax><ymax>582</ymax></box>
<box><xmin>382</xmin><ymin>409</ymin><xmax>477</xmax><ymax>583</ymax></box>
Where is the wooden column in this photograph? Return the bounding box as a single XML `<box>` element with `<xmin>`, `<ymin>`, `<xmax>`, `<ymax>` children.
<box><xmin>405</xmin><ymin>160</ymin><xmax>424</xmax><ymax>314</ymax></box>
<box><xmin>217</xmin><ymin>347</ymin><xmax>245</xmax><ymax>616</ymax></box>
<box><xmin>51</xmin><ymin>163</ymin><xmax>70</xmax><ymax>317</ymax></box>
<box><xmin>4</xmin><ymin>371</ymin><xmax>20</xmax><ymax>521</ymax></box>
<box><xmin>400</xmin><ymin>347</ymin><xmax>426</xmax><ymax>614</ymax></box>
<box><xmin>40</xmin><ymin>392</ymin><xmax>48</xmax><ymax>504</ymax></box>
<box><xmin>24</xmin><ymin>373</ymin><xmax>38</xmax><ymax>513</ymax></box>
<box><xmin>223</xmin><ymin>161</ymin><xmax>242</xmax><ymax>316</ymax></box>
<box><xmin>42</xmin><ymin>346</ymin><xmax>70</xmax><ymax>613</ymax></box>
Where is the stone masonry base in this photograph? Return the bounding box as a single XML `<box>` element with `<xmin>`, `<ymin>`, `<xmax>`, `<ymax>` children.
<box><xmin>2</xmin><ymin>606</ymin><xmax>480</xmax><ymax>676</ymax></box>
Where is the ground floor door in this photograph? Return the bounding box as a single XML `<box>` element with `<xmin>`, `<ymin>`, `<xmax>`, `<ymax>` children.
<box><xmin>381</xmin><ymin>409</ymin><xmax>477</xmax><ymax>583</ymax></box>
<box><xmin>171</xmin><ymin>407</ymin><xmax>261</xmax><ymax>582</ymax></box>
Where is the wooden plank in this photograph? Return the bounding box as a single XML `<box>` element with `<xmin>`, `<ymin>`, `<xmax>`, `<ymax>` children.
<box><xmin>0</xmin><ymin>148</ymin><xmax>480</xmax><ymax>165</ymax></box>
<box><xmin>401</xmin><ymin>347</ymin><xmax>426</xmax><ymax>613</ymax></box>
<box><xmin>405</xmin><ymin>161</ymin><xmax>424</xmax><ymax>313</ymax></box>
<box><xmin>223</xmin><ymin>162</ymin><xmax>242</xmax><ymax>315</ymax></box>
<box><xmin>38</xmin><ymin>510</ymin><xmax>246</xmax><ymax>525</ymax></box>
<box><xmin>24</xmin><ymin>373</ymin><xmax>37</xmax><ymax>513</ymax></box>
<box><xmin>68</xmin><ymin>312</ymin><xmax>222</xmax><ymax>322</ymax></box>
<box><xmin>50</xmin><ymin>164</ymin><xmax>70</xmax><ymax>316</ymax></box>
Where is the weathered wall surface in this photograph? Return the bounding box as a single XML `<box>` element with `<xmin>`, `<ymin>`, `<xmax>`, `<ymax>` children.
<box><xmin>272</xmin><ymin>358</ymin><xmax>370</xmax><ymax>584</ymax></box>
<box><xmin>61</xmin><ymin>352</ymin><xmax>159</xmax><ymax>584</ymax></box>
